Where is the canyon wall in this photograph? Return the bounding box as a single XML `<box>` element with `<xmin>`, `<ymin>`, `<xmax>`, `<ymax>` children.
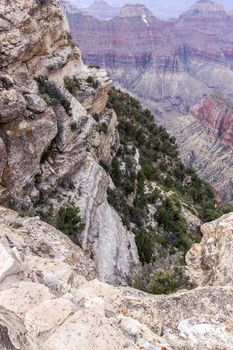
<box><xmin>0</xmin><ymin>0</ymin><xmax>139</xmax><ymax>284</ymax></box>
<box><xmin>0</xmin><ymin>1</ymin><xmax>233</xmax><ymax>349</ymax></box>
<box><xmin>66</xmin><ymin>0</ymin><xmax>233</xmax><ymax>200</ymax></box>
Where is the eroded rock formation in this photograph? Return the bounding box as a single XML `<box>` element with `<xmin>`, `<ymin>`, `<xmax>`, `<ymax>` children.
<box><xmin>0</xmin><ymin>0</ymin><xmax>139</xmax><ymax>284</ymax></box>
<box><xmin>0</xmin><ymin>1</ymin><xmax>233</xmax><ymax>349</ymax></box>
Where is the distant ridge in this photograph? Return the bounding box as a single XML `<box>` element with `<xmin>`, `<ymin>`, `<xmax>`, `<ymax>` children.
<box><xmin>118</xmin><ymin>3</ymin><xmax>154</xmax><ymax>18</ymax></box>
<box><xmin>86</xmin><ymin>0</ymin><xmax>119</xmax><ymax>20</ymax></box>
<box><xmin>182</xmin><ymin>0</ymin><xmax>226</xmax><ymax>17</ymax></box>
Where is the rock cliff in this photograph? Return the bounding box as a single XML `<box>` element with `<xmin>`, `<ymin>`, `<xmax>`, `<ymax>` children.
<box><xmin>164</xmin><ymin>95</ymin><xmax>233</xmax><ymax>201</ymax></box>
<box><xmin>118</xmin><ymin>4</ymin><xmax>154</xmax><ymax>18</ymax></box>
<box><xmin>0</xmin><ymin>1</ymin><xmax>233</xmax><ymax>349</ymax></box>
<box><xmin>0</xmin><ymin>0</ymin><xmax>139</xmax><ymax>284</ymax></box>
<box><xmin>186</xmin><ymin>212</ymin><xmax>233</xmax><ymax>286</ymax></box>
<box><xmin>191</xmin><ymin>95</ymin><xmax>233</xmax><ymax>148</ymax></box>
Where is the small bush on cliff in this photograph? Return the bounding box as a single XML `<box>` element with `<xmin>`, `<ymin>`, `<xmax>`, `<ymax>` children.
<box><xmin>86</xmin><ymin>76</ymin><xmax>99</xmax><ymax>89</ymax></box>
<box><xmin>35</xmin><ymin>76</ymin><xmax>72</xmax><ymax>115</ymax></box>
<box><xmin>98</xmin><ymin>122</ymin><xmax>108</xmax><ymax>134</ymax></box>
<box><xmin>132</xmin><ymin>266</ymin><xmax>189</xmax><ymax>295</ymax></box>
<box><xmin>36</xmin><ymin>0</ymin><xmax>51</xmax><ymax>5</ymax></box>
<box><xmin>56</xmin><ymin>205</ymin><xmax>85</xmax><ymax>237</ymax></box>
<box><xmin>148</xmin><ymin>270</ymin><xmax>181</xmax><ymax>295</ymax></box>
<box><xmin>40</xmin><ymin>205</ymin><xmax>85</xmax><ymax>245</ymax></box>
<box><xmin>64</xmin><ymin>76</ymin><xmax>81</xmax><ymax>95</ymax></box>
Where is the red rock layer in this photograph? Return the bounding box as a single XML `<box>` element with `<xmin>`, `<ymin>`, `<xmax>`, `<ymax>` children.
<box><xmin>67</xmin><ymin>11</ymin><xmax>233</xmax><ymax>70</ymax></box>
<box><xmin>191</xmin><ymin>96</ymin><xmax>233</xmax><ymax>148</ymax></box>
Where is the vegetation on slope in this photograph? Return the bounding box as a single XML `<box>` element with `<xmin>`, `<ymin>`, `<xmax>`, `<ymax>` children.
<box><xmin>105</xmin><ymin>88</ymin><xmax>233</xmax><ymax>294</ymax></box>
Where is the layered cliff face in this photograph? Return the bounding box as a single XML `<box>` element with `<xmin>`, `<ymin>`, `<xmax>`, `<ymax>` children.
<box><xmin>0</xmin><ymin>1</ymin><xmax>233</xmax><ymax>349</ymax></box>
<box><xmin>164</xmin><ymin>95</ymin><xmax>233</xmax><ymax>201</ymax></box>
<box><xmin>67</xmin><ymin>1</ymin><xmax>233</xmax><ymax>104</ymax></box>
<box><xmin>118</xmin><ymin>4</ymin><xmax>154</xmax><ymax>18</ymax></box>
<box><xmin>191</xmin><ymin>95</ymin><xmax>233</xmax><ymax>147</ymax></box>
<box><xmin>0</xmin><ymin>0</ymin><xmax>139</xmax><ymax>284</ymax></box>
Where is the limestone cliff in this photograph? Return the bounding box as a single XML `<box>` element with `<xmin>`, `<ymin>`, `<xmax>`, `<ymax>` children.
<box><xmin>0</xmin><ymin>0</ymin><xmax>139</xmax><ymax>284</ymax></box>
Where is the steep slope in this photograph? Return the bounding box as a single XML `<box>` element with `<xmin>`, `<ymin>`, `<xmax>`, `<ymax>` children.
<box><xmin>65</xmin><ymin>1</ymin><xmax>233</xmax><ymax>200</ymax></box>
<box><xmin>165</xmin><ymin>95</ymin><xmax>233</xmax><ymax>201</ymax></box>
<box><xmin>0</xmin><ymin>0</ymin><xmax>232</xmax><ymax>289</ymax></box>
<box><xmin>0</xmin><ymin>1</ymin><xmax>233</xmax><ymax>349</ymax></box>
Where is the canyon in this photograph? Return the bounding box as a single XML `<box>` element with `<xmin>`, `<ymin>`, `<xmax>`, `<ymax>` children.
<box><xmin>66</xmin><ymin>0</ymin><xmax>233</xmax><ymax>201</ymax></box>
<box><xmin>0</xmin><ymin>0</ymin><xmax>233</xmax><ymax>349</ymax></box>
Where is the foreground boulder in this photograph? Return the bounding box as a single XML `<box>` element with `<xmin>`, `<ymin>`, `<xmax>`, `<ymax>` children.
<box><xmin>0</xmin><ymin>206</ymin><xmax>232</xmax><ymax>350</ymax></box>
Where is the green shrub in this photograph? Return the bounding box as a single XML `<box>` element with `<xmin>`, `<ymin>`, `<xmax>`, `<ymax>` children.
<box><xmin>134</xmin><ymin>229</ymin><xmax>154</xmax><ymax>264</ymax></box>
<box><xmin>64</xmin><ymin>76</ymin><xmax>81</xmax><ymax>95</ymax></box>
<box><xmin>36</xmin><ymin>0</ymin><xmax>50</xmax><ymax>5</ymax></box>
<box><xmin>70</xmin><ymin>121</ymin><xmax>78</xmax><ymax>132</ymax></box>
<box><xmin>86</xmin><ymin>76</ymin><xmax>94</xmax><ymax>84</ymax></box>
<box><xmin>35</xmin><ymin>76</ymin><xmax>72</xmax><ymax>115</ymax></box>
<box><xmin>86</xmin><ymin>76</ymin><xmax>99</xmax><ymax>89</ymax></box>
<box><xmin>148</xmin><ymin>270</ymin><xmax>182</xmax><ymax>295</ymax></box>
<box><xmin>56</xmin><ymin>205</ymin><xmax>85</xmax><ymax>237</ymax></box>
<box><xmin>99</xmin><ymin>122</ymin><xmax>108</xmax><ymax>134</ymax></box>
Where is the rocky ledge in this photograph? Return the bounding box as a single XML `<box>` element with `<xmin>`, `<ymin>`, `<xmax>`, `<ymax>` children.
<box><xmin>0</xmin><ymin>206</ymin><xmax>233</xmax><ymax>350</ymax></box>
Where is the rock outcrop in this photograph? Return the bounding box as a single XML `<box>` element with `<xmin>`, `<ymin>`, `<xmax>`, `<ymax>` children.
<box><xmin>186</xmin><ymin>212</ymin><xmax>233</xmax><ymax>286</ymax></box>
<box><xmin>0</xmin><ymin>206</ymin><xmax>233</xmax><ymax>350</ymax></box>
<box><xmin>0</xmin><ymin>0</ymin><xmax>139</xmax><ymax>283</ymax></box>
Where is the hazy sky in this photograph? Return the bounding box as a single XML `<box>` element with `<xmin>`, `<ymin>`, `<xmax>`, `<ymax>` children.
<box><xmin>71</xmin><ymin>0</ymin><xmax>232</xmax><ymax>18</ymax></box>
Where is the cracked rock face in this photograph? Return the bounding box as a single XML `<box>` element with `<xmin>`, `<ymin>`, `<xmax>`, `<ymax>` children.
<box><xmin>0</xmin><ymin>0</ymin><xmax>139</xmax><ymax>283</ymax></box>
<box><xmin>186</xmin><ymin>212</ymin><xmax>233</xmax><ymax>287</ymax></box>
<box><xmin>0</xmin><ymin>206</ymin><xmax>233</xmax><ymax>350</ymax></box>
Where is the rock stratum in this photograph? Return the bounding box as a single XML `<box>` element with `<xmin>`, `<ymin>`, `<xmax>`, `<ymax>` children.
<box><xmin>66</xmin><ymin>0</ymin><xmax>233</xmax><ymax>200</ymax></box>
<box><xmin>164</xmin><ymin>95</ymin><xmax>233</xmax><ymax>202</ymax></box>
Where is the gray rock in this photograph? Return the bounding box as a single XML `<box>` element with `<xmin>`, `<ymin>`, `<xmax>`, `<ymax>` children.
<box><xmin>25</xmin><ymin>94</ymin><xmax>47</xmax><ymax>113</ymax></box>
